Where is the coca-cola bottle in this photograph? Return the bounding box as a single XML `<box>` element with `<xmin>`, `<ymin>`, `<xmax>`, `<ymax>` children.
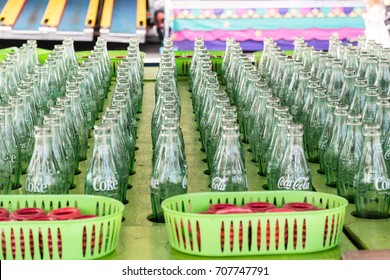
<box><xmin>272</xmin><ymin>124</ymin><xmax>312</xmax><ymax>191</ymax></box>
<box><xmin>354</xmin><ymin>123</ymin><xmax>390</xmax><ymax>219</ymax></box>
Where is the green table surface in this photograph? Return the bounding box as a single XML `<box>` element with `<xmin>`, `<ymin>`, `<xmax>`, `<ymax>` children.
<box><xmin>13</xmin><ymin>66</ymin><xmax>390</xmax><ymax>260</ymax></box>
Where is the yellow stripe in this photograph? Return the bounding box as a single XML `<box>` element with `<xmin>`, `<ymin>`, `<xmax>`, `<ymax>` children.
<box><xmin>100</xmin><ymin>0</ymin><xmax>114</xmax><ymax>29</ymax></box>
<box><xmin>84</xmin><ymin>0</ymin><xmax>99</xmax><ymax>28</ymax></box>
<box><xmin>0</xmin><ymin>0</ymin><xmax>26</xmax><ymax>26</ymax></box>
<box><xmin>137</xmin><ymin>0</ymin><xmax>146</xmax><ymax>28</ymax></box>
<box><xmin>41</xmin><ymin>0</ymin><xmax>67</xmax><ymax>27</ymax></box>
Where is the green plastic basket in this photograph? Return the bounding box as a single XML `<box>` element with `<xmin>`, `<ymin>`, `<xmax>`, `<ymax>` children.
<box><xmin>175</xmin><ymin>50</ymin><xmax>224</xmax><ymax>76</ymax></box>
<box><xmin>161</xmin><ymin>191</ymin><xmax>348</xmax><ymax>257</ymax></box>
<box><xmin>0</xmin><ymin>195</ymin><xmax>124</xmax><ymax>260</ymax></box>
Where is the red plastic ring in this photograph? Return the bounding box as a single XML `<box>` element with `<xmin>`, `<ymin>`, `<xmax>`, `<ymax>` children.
<box><xmin>208</xmin><ymin>203</ymin><xmax>237</xmax><ymax>213</ymax></box>
<box><xmin>48</xmin><ymin>208</ymin><xmax>81</xmax><ymax>220</ymax></box>
<box><xmin>11</xmin><ymin>208</ymin><xmax>47</xmax><ymax>220</ymax></box>
<box><xmin>242</xmin><ymin>202</ymin><xmax>276</xmax><ymax>213</ymax></box>
<box><xmin>283</xmin><ymin>202</ymin><xmax>316</xmax><ymax>211</ymax></box>
<box><xmin>0</xmin><ymin>208</ymin><xmax>10</xmax><ymax>218</ymax></box>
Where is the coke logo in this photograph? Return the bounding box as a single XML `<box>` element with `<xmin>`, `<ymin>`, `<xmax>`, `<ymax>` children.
<box><xmin>277</xmin><ymin>176</ymin><xmax>310</xmax><ymax>190</ymax></box>
<box><xmin>374</xmin><ymin>177</ymin><xmax>390</xmax><ymax>191</ymax></box>
<box><xmin>25</xmin><ymin>178</ymin><xmax>48</xmax><ymax>193</ymax></box>
<box><xmin>92</xmin><ymin>176</ymin><xmax>118</xmax><ymax>191</ymax></box>
<box><xmin>211</xmin><ymin>177</ymin><xmax>228</xmax><ymax>191</ymax></box>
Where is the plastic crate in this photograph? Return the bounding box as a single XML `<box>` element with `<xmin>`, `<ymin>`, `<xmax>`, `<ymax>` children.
<box><xmin>161</xmin><ymin>191</ymin><xmax>348</xmax><ymax>257</ymax></box>
<box><xmin>175</xmin><ymin>50</ymin><xmax>224</xmax><ymax>76</ymax></box>
<box><xmin>0</xmin><ymin>195</ymin><xmax>124</xmax><ymax>260</ymax></box>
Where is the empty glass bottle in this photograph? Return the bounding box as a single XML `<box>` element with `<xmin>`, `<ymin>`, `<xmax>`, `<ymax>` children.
<box><xmin>8</xmin><ymin>95</ymin><xmax>34</xmax><ymax>174</ymax></box>
<box><xmin>85</xmin><ymin>124</ymin><xmax>121</xmax><ymax>201</ymax></box>
<box><xmin>43</xmin><ymin>114</ymin><xmax>72</xmax><ymax>193</ymax></box>
<box><xmin>349</xmin><ymin>78</ymin><xmax>368</xmax><ymax>114</ymax></box>
<box><xmin>362</xmin><ymin>86</ymin><xmax>379</xmax><ymax>124</ymax></box>
<box><xmin>211</xmin><ymin>123</ymin><xmax>248</xmax><ymax>192</ymax></box>
<box><xmin>266</xmin><ymin>113</ymin><xmax>293</xmax><ymax>187</ymax></box>
<box><xmin>24</xmin><ymin>126</ymin><xmax>63</xmax><ymax>194</ymax></box>
<box><xmin>337</xmin><ymin>113</ymin><xmax>363</xmax><ymax>203</ymax></box>
<box><xmin>365</xmin><ymin>56</ymin><xmax>378</xmax><ymax>86</ymax></box>
<box><xmin>150</xmin><ymin>122</ymin><xmax>188</xmax><ymax>222</ymax></box>
<box><xmin>318</xmin><ymin>96</ymin><xmax>342</xmax><ymax>174</ymax></box>
<box><xmin>305</xmin><ymin>87</ymin><xmax>328</xmax><ymax>162</ymax></box>
<box><xmin>354</xmin><ymin>123</ymin><xmax>390</xmax><ymax>219</ymax></box>
<box><xmin>375</xmin><ymin>59</ymin><xmax>390</xmax><ymax>95</ymax></box>
<box><xmin>272</xmin><ymin>123</ymin><xmax>312</xmax><ymax>191</ymax></box>
<box><xmin>102</xmin><ymin>113</ymin><xmax>129</xmax><ymax>204</ymax></box>
<box><xmin>340</xmin><ymin>68</ymin><xmax>356</xmax><ymax>105</ymax></box>
<box><xmin>324</xmin><ymin>107</ymin><xmax>349</xmax><ymax>187</ymax></box>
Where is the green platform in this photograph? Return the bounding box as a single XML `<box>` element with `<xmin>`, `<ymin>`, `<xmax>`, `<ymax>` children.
<box><xmin>11</xmin><ymin>67</ymin><xmax>390</xmax><ymax>260</ymax></box>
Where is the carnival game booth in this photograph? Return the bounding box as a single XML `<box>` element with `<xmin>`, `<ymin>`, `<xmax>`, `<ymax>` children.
<box><xmin>167</xmin><ymin>0</ymin><xmax>366</xmax><ymax>51</ymax></box>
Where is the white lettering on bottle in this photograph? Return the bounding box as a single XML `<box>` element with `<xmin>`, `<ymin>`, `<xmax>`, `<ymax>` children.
<box><xmin>25</xmin><ymin>178</ymin><xmax>48</xmax><ymax>193</ymax></box>
<box><xmin>150</xmin><ymin>178</ymin><xmax>159</xmax><ymax>189</ymax></box>
<box><xmin>384</xmin><ymin>150</ymin><xmax>390</xmax><ymax>160</ymax></box>
<box><xmin>277</xmin><ymin>176</ymin><xmax>310</xmax><ymax>190</ymax></box>
<box><xmin>92</xmin><ymin>176</ymin><xmax>118</xmax><ymax>192</ymax></box>
<box><xmin>374</xmin><ymin>177</ymin><xmax>390</xmax><ymax>191</ymax></box>
<box><xmin>5</xmin><ymin>154</ymin><xmax>17</xmax><ymax>163</ymax></box>
<box><xmin>182</xmin><ymin>176</ymin><xmax>188</xmax><ymax>189</ymax></box>
<box><xmin>211</xmin><ymin>177</ymin><xmax>228</xmax><ymax>191</ymax></box>
<box><xmin>319</xmin><ymin>140</ymin><xmax>328</xmax><ymax>150</ymax></box>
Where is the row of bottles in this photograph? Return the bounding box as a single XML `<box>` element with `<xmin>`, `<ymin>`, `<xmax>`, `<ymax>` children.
<box><xmin>190</xmin><ymin>38</ymin><xmax>248</xmax><ymax>192</ymax></box>
<box><xmin>222</xmin><ymin>37</ymin><xmax>312</xmax><ymax>193</ymax></box>
<box><xmin>236</xmin><ymin>34</ymin><xmax>389</xmax><ymax>219</ymax></box>
<box><xmin>150</xmin><ymin>38</ymin><xmax>188</xmax><ymax>222</ymax></box>
<box><xmin>0</xmin><ymin>37</ymin><xmax>143</xmax><ymax>204</ymax></box>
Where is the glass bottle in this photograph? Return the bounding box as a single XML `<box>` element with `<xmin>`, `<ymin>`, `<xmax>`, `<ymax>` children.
<box><xmin>43</xmin><ymin>114</ymin><xmax>72</xmax><ymax>193</ymax></box>
<box><xmin>340</xmin><ymin>68</ymin><xmax>356</xmax><ymax>105</ymax></box>
<box><xmin>8</xmin><ymin>95</ymin><xmax>34</xmax><ymax>174</ymax></box>
<box><xmin>354</xmin><ymin>123</ymin><xmax>390</xmax><ymax>219</ymax></box>
<box><xmin>290</xmin><ymin>69</ymin><xmax>310</xmax><ymax>122</ymax></box>
<box><xmin>305</xmin><ymin>87</ymin><xmax>328</xmax><ymax>163</ymax></box>
<box><xmin>272</xmin><ymin>124</ymin><xmax>312</xmax><ymax>191</ymax></box>
<box><xmin>0</xmin><ymin>104</ymin><xmax>21</xmax><ymax>190</ymax></box>
<box><xmin>211</xmin><ymin>123</ymin><xmax>247</xmax><ymax>192</ymax></box>
<box><xmin>102</xmin><ymin>113</ymin><xmax>129</xmax><ymax>204</ymax></box>
<box><xmin>256</xmin><ymin>98</ymin><xmax>281</xmax><ymax>175</ymax></box>
<box><xmin>337</xmin><ymin>113</ymin><xmax>363</xmax><ymax>203</ymax></box>
<box><xmin>365</xmin><ymin>56</ymin><xmax>378</xmax><ymax>86</ymax></box>
<box><xmin>357</xmin><ymin>51</ymin><xmax>368</xmax><ymax>79</ymax></box>
<box><xmin>327</xmin><ymin>62</ymin><xmax>344</xmax><ymax>97</ymax></box>
<box><xmin>375</xmin><ymin>96</ymin><xmax>390</xmax><ymax>144</ymax></box>
<box><xmin>375</xmin><ymin>59</ymin><xmax>390</xmax><ymax>95</ymax></box>
<box><xmin>266</xmin><ymin>113</ymin><xmax>293</xmax><ymax>184</ymax></box>
<box><xmin>206</xmin><ymin>97</ymin><xmax>231</xmax><ymax>171</ymax></box>
<box><xmin>85</xmin><ymin>124</ymin><xmax>121</xmax><ymax>201</ymax></box>
<box><xmin>324</xmin><ymin>107</ymin><xmax>349</xmax><ymax>187</ymax></box>
<box><xmin>65</xmin><ymin>85</ymin><xmax>89</xmax><ymax>161</ymax></box>
<box><xmin>318</xmin><ymin>96</ymin><xmax>342</xmax><ymax>174</ymax></box>
<box><xmin>362</xmin><ymin>87</ymin><xmax>379</xmax><ymax>124</ymax></box>
<box><xmin>221</xmin><ymin>38</ymin><xmax>235</xmax><ymax>85</ymax></box>
<box><xmin>24</xmin><ymin>126</ymin><xmax>63</xmax><ymax>194</ymax></box>
<box><xmin>286</xmin><ymin>62</ymin><xmax>304</xmax><ymax>107</ymax></box>
<box><xmin>151</xmin><ymin>122</ymin><xmax>188</xmax><ymax>222</ymax></box>
<box><xmin>277</xmin><ymin>58</ymin><xmax>294</xmax><ymax>105</ymax></box>
<box><xmin>349</xmin><ymin>78</ymin><xmax>368</xmax><ymax>114</ymax></box>
<box><xmin>300</xmin><ymin>78</ymin><xmax>320</xmax><ymax>126</ymax></box>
